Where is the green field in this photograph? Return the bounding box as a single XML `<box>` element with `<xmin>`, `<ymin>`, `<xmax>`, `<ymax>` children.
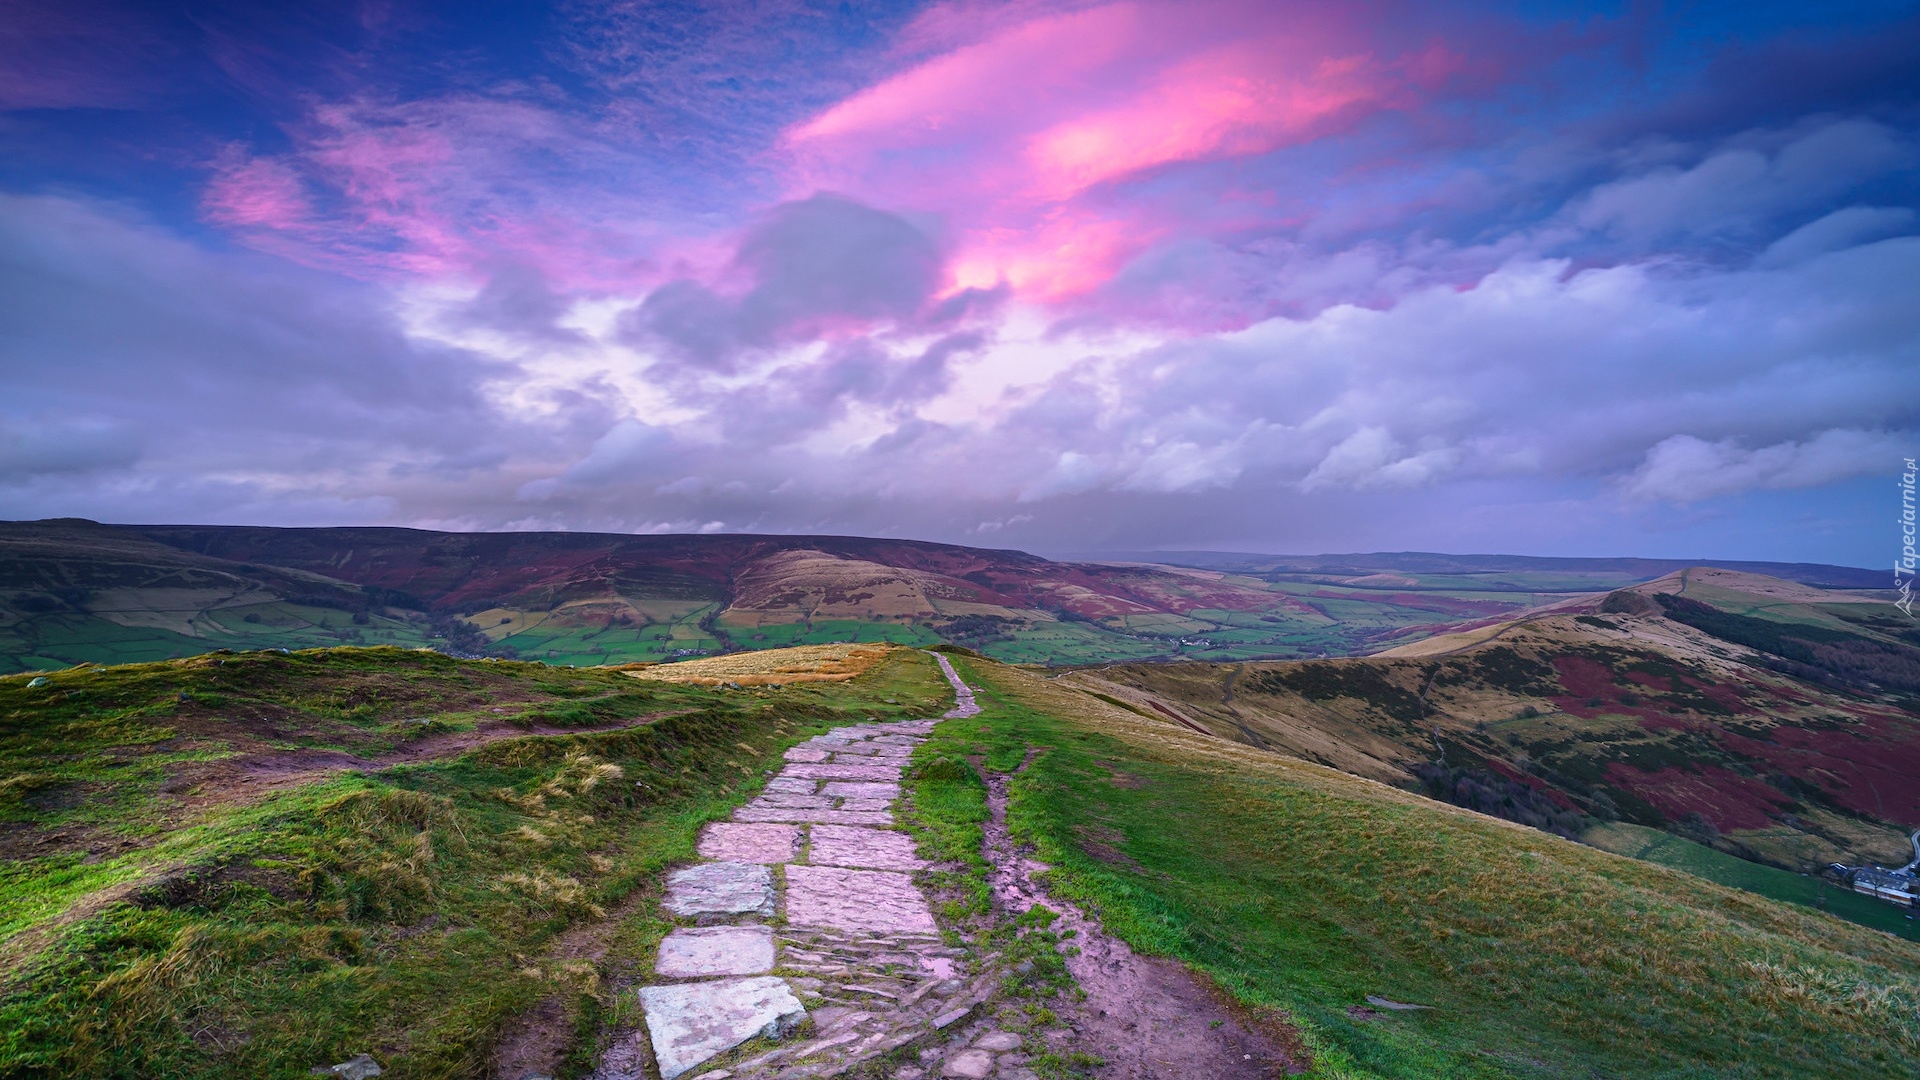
<box><xmin>1587</xmin><ymin>822</ymin><xmax>1918</xmax><ymax>939</ymax></box>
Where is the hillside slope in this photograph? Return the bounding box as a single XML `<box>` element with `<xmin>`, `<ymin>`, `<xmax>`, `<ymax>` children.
<box><xmin>924</xmin><ymin>653</ymin><xmax>1920</xmax><ymax>1077</ymax></box>
<box><xmin>1067</xmin><ymin>568</ymin><xmax>1919</xmax><ymax>876</ymax></box>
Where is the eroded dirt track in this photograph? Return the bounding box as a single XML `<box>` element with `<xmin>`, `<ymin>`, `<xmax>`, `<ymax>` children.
<box><xmin>979</xmin><ymin>765</ymin><xmax>1305</xmax><ymax>1078</ymax></box>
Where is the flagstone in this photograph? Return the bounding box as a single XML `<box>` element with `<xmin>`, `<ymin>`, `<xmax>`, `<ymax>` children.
<box><xmin>781</xmin><ymin>763</ymin><xmax>906</xmax><ymax>781</ymax></box>
<box><xmin>663</xmin><ymin>861</ymin><xmax>775</xmax><ymax>917</ymax></box>
<box><xmin>821</xmin><ymin>781</ymin><xmax>900</xmax><ymax>800</ymax></box>
<box><xmin>655</xmin><ymin>925</ymin><xmax>776</xmax><ymax>978</ymax></box>
<box><xmin>785</xmin><ymin>864</ymin><xmax>936</xmax><ymax>934</ymax></box>
<box><xmin>697</xmin><ymin>822</ymin><xmax>800</xmax><ymax>864</ymax></box>
<box><xmin>639</xmin><ymin>977</ymin><xmax>806</xmax><ymax>1079</ymax></box>
<box><xmin>807</xmin><ymin>825</ymin><xmax>926</xmax><ymax>872</ymax></box>
<box><xmin>734</xmin><ymin>805</ymin><xmax>896</xmax><ymax>826</ymax></box>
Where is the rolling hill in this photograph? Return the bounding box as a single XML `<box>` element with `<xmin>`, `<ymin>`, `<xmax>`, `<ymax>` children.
<box><xmin>1063</xmin><ymin>567</ymin><xmax>1919</xmax><ymax>894</ymax></box>
<box><xmin>0</xmin><ymin>519</ymin><xmax>1885</xmax><ymax>671</ymax></box>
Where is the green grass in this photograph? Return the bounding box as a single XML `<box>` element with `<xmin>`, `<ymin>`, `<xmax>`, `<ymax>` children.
<box><xmin>0</xmin><ymin>645</ymin><xmax>957</xmax><ymax>1078</ymax></box>
<box><xmin>1586</xmin><ymin>822</ymin><xmax>1919</xmax><ymax>939</ymax></box>
<box><xmin>0</xmin><ymin>608</ymin><xmax>439</xmax><ymax>674</ymax></box>
<box><xmin>916</xmin><ymin>655</ymin><xmax>1920</xmax><ymax>1078</ymax></box>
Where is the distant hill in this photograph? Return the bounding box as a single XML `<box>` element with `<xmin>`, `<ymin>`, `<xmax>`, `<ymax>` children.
<box><xmin>0</xmin><ymin>520</ymin><xmax>1449</xmax><ymax>670</ymax></box>
<box><xmin>0</xmin><ymin>520</ymin><xmax>1894</xmax><ymax>672</ymax></box>
<box><xmin>1066</xmin><ymin>565</ymin><xmax>1918</xmax><ymax>886</ymax></box>
<box><xmin>1080</xmin><ymin>550</ymin><xmax>1885</xmax><ymax>589</ymax></box>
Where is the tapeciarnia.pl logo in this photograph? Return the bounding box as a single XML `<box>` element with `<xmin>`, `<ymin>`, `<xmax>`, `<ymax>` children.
<box><xmin>1899</xmin><ymin>456</ymin><xmax>1916</xmax><ymax>617</ymax></box>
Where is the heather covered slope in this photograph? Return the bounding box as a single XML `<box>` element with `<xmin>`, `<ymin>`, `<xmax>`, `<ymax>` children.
<box><xmin>1069</xmin><ymin>568</ymin><xmax>1918</xmax><ymax>881</ymax></box>
<box><xmin>0</xmin><ymin>520</ymin><xmax>447</xmax><ymax>670</ymax></box>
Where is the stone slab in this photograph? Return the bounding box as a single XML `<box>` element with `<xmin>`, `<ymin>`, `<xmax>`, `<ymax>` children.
<box><xmin>821</xmin><ymin>781</ymin><xmax>900</xmax><ymax>800</ymax></box>
<box><xmin>763</xmin><ymin>776</ymin><xmax>819</xmax><ymax>794</ymax></box>
<box><xmin>784</xmin><ymin>864</ymin><xmax>936</xmax><ymax>934</ymax></box>
<box><xmin>782</xmin><ymin>747</ymin><xmax>832</xmax><ymax>762</ymax></box>
<box><xmin>824</xmin><ymin>743</ymin><xmax>881</xmax><ymax>756</ymax></box>
<box><xmin>655</xmin><ymin>925</ymin><xmax>776</xmax><ymax>978</ymax></box>
<box><xmin>749</xmin><ymin>794</ymin><xmax>835</xmax><ymax>809</ymax></box>
<box><xmin>735</xmin><ymin>806</ymin><xmax>895</xmax><ymax>826</ymax></box>
<box><xmin>973</xmin><ymin>1031</ymin><xmax>1022</xmax><ymax>1051</ymax></box>
<box><xmin>838</xmin><ymin>798</ymin><xmax>894</xmax><ymax>812</ymax></box>
<box><xmin>663</xmin><ymin>861</ymin><xmax>774</xmax><ymax>917</ymax></box>
<box><xmin>698</xmin><ymin>823</ymin><xmax>800</xmax><ymax>864</ymax></box>
<box><xmin>780</xmin><ymin>763</ymin><xmax>906</xmax><ymax>781</ymax></box>
<box><xmin>940</xmin><ymin>1053</ymin><xmax>990</xmax><ymax>1076</ymax></box>
<box><xmin>639</xmin><ymin>976</ymin><xmax>806</xmax><ymax>1080</ymax></box>
<box><xmin>942</xmin><ymin>1048</ymin><xmax>995</xmax><ymax>1078</ymax></box>
<box><xmin>807</xmin><ymin>825</ymin><xmax>926</xmax><ymax>871</ymax></box>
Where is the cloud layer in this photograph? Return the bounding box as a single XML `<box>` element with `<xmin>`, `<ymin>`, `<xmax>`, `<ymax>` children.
<box><xmin>2</xmin><ymin>0</ymin><xmax>1917</xmax><ymax>565</ymax></box>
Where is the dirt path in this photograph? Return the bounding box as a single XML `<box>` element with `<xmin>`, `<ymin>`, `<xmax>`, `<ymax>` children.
<box><xmin>979</xmin><ymin>764</ymin><xmax>1305</xmax><ymax>1078</ymax></box>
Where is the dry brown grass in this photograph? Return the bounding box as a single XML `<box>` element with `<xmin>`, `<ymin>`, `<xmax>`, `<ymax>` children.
<box><xmin>624</xmin><ymin>643</ymin><xmax>898</xmax><ymax>686</ymax></box>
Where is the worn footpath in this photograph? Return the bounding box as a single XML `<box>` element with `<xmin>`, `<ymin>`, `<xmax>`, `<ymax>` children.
<box><xmin>594</xmin><ymin>653</ymin><xmax>1039</xmax><ymax>1080</ymax></box>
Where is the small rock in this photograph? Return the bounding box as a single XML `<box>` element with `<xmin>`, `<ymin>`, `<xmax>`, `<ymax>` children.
<box><xmin>973</xmin><ymin>1031</ymin><xmax>1021</xmax><ymax>1051</ymax></box>
<box><xmin>894</xmin><ymin>1069</ymin><xmax>926</xmax><ymax>1080</ymax></box>
<box><xmin>932</xmin><ymin>1006</ymin><xmax>972</xmax><ymax>1029</ymax></box>
<box><xmin>26</xmin><ymin>677</ymin><xmax>48</xmax><ymax>688</ymax></box>
<box><xmin>941</xmin><ymin>1048</ymin><xmax>995</xmax><ymax>1079</ymax></box>
<box><xmin>309</xmin><ymin>1055</ymin><xmax>383</xmax><ymax>1079</ymax></box>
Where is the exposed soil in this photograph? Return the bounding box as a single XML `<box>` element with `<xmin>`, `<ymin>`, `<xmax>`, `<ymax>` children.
<box><xmin>490</xmin><ymin>886</ymin><xmax>657</xmax><ymax>1080</ymax></box>
<box><xmin>978</xmin><ymin>763</ymin><xmax>1308</xmax><ymax>1078</ymax></box>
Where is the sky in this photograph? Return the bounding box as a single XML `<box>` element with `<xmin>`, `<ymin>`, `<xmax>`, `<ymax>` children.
<box><xmin>1</xmin><ymin>0</ymin><xmax>1916</xmax><ymax>566</ymax></box>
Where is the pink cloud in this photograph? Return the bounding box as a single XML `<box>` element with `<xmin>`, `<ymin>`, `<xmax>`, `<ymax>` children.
<box><xmin>197</xmin><ymin>97</ymin><xmax>682</xmax><ymax>289</ymax></box>
<box><xmin>785</xmin><ymin>1</ymin><xmax>1466</xmax><ymax>304</ymax></box>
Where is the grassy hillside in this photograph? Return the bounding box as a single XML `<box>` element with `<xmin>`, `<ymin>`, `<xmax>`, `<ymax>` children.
<box><xmin>1072</xmin><ymin>569</ymin><xmax>1920</xmax><ymax>883</ymax></box>
<box><xmin>0</xmin><ymin>645</ymin><xmax>954</xmax><ymax>1077</ymax></box>
<box><xmin>921</xmin><ymin>652</ymin><xmax>1920</xmax><ymax>1077</ymax></box>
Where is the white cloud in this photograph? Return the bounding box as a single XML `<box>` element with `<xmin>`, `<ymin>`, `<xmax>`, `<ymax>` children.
<box><xmin>1573</xmin><ymin>119</ymin><xmax>1914</xmax><ymax>244</ymax></box>
<box><xmin>1622</xmin><ymin>429</ymin><xmax>1906</xmax><ymax>502</ymax></box>
<box><xmin>1756</xmin><ymin>206</ymin><xmax>1916</xmax><ymax>268</ymax></box>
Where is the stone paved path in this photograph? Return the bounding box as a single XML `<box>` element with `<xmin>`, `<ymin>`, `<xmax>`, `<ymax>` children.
<box><xmin>601</xmin><ymin>652</ymin><xmax>1034</xmax><ymax>1080</ymax></box>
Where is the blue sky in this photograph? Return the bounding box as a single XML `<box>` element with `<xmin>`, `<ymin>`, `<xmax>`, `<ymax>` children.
<box><xmin>1</xmin><ymin>0</ymin><xmax>1916</xmax><ymax>566</ymax></box>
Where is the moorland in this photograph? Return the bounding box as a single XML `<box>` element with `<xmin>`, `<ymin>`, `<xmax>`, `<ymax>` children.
<box><xmin>0</xmin><ymin>519</ymin><xmax>1883</xmax><ymax>670</ymax></box>
<box><xmin>4</xmin><ymin>522</ymin><xmax>1917</xmax><ymax>1078</ymax></box>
